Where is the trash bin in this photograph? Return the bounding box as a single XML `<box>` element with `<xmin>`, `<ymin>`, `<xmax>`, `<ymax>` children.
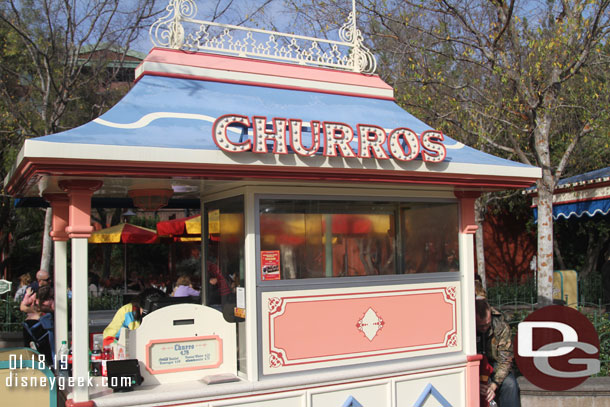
<box><xmin>553</xmin><ymin>270</ymin><xmax>578</xmax><ymax>308</ymax></box>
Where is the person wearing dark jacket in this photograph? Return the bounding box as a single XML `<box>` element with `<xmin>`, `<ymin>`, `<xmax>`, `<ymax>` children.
<box><xmin>476</xmin><ymin>298</ymin><xmax>521</xmax><ymax>407</ymax></box>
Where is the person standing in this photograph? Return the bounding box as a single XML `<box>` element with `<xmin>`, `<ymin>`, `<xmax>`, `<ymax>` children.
<box><xmin>14</xmin><ymin>273</ymin><xmax>32</xmax><ymax>302</ymax></box>
<box><xmin>475</xmin><ymin>298</ymin><xmax>521</xmax><ymax>406</ymax></box>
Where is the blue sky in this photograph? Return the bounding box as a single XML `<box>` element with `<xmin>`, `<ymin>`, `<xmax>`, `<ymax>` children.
<box><xmin>132</xmin><ymin>0</ymin><xmax>295</xmax><ymax>53</ymax></box>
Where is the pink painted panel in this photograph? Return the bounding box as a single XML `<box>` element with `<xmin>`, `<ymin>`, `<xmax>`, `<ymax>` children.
<box><xmin>144</xmin><ymin>48</ymin><xmax>392</xmax><ymax>90</ymax></box>
<box><xmin>271</xmin><ymin>289</ymin><xmax>456</xmax><ymax>362</ymax></box>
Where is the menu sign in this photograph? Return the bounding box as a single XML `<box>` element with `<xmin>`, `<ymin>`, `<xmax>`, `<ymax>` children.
<box><xmin>146</xmin><ymin>336</ymin><xmax>223</xmax><ymax>374</ymax></box>
<box><xmin>261</xmin><ymin>250</ymin><xmax>281</xmax><ymax>281</ymax></box>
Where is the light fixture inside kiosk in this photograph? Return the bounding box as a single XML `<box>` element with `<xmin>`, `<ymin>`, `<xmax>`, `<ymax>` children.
<box><xmin>259</xmin><ymin>199</ymin><xmax>459</xmax><ymax>279</ymax></box>
<box><xmin>128</xmin><ymin>188</ymin><xmax>173</xmax><ymax>211</ymax></box>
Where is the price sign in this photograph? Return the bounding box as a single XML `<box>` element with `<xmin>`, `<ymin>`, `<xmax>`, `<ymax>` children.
<box><xmin>146</xmin><ymin>336</ymin><xmax>223</xmax><ymax>374</ymax></box>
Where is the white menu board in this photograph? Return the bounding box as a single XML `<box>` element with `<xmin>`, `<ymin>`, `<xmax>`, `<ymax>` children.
<box><xmin>147</xmin><ymin>336</ymin><xmax>222</xmax><ymax>374</ymax></box>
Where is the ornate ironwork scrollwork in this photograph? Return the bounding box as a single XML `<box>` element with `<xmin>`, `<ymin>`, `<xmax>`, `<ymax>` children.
<box><xmin>149</xmin><ymin>0</ymin><xmax>377</xmax><ymax>74</ymax></box>
<box><xmin>150</xmin><ymin>0</ymin><xmax>198</xmax><ymax>49</ymax></box>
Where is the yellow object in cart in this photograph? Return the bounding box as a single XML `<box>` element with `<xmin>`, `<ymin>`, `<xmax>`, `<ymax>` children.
<box><xmin>553</xmin><ymin>270</ymin><xmax>578</xmax><ymax>308</ymax></box>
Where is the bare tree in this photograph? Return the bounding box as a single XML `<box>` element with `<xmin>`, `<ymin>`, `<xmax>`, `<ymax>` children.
<box><xmin>285</xmin><ymin>1</ymin><xmax>610</xmax><ymax>305</ymax></box>
<box><xmin>0</xmin><ymin>0</ymin><xmax>283</xmax><ymax>276</ymax></box>
<box><xmin>0</xmin><ymin>0</ymin><xmax>164</xmax><ymax>273</ymax></box>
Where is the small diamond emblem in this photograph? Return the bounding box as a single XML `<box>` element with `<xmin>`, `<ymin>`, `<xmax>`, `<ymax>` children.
<box><xmin>356</xmin><ymin>307</ymin><xmax>385</xmax><ymax>341</ymax></box>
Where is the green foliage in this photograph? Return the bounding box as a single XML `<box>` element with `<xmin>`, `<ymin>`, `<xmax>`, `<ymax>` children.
<box><xmin>488</xmin><ymin>272</ymin><xmax>607</xmax><ymax>307</ymax></box>
<box><xmin>592</xmin><ymin>313</ymin><xmax>610</xmax><ymax>377</ymax></box>
<box><xmin>488</xmin><ymin>278</ymin><xmax>538</xmax><ymax>306</ymax></box>
<box><xmin>1</xmin><ymin>207</ymin><xmax>45</xmax><ymax>278</ymax></box>
<box><xmin>0</xmin><ymin>294</ymin><xmax>121</xmax><ymax>332</ymax></box>
<box><xmin>577</xmin><ymin>263</ymin><xmax>606</xmax><ymax>304</ymax></box>
<box><xmin>0</xmin><ymin>296</ymin><xmax>26</xmax><ymax>332</ymax></box>
<box><xmin>555</xmin><ymin>214</ymin><xmax>610</xmax><ymax>278</ymax></box>
<box><xmin>0</xmin><ymin>1</ymin><xmax>163</xmax><ymax>280</ymax></box>
<box><xmin>88</xmin><ymin>293</ymin><xmax>122</xmax><ymax>311</ymax></box>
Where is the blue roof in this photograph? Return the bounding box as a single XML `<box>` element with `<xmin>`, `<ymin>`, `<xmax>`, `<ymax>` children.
<box><xmin>36</xmin><ymin>75</ymin><xmax>532</xmax><ymax>169</ymax></box>
<box><xmin>557</xmin><ymin>166</ymin><xmax>610</xmax><ymax>187</ymax></box>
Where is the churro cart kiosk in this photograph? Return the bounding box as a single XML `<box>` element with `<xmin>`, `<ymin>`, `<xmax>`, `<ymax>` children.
<box><xmin>4</xmin><ymin>2</ymin><xmax>540</xmax><ymax>406</ymax></box>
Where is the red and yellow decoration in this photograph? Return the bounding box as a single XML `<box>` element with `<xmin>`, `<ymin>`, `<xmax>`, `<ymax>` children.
<box><xmin>88</xmin><ymin>223</ymin><xmax>158</xmax><ymax>244</ymax></box>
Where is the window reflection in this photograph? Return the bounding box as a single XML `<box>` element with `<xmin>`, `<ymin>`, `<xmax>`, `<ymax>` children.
<box><xmin>259</xmin><ymin>200</ymin><xmax>459</xmax><ymax>279</ymax></box>
<box><xmin>402</xmin><ymin>203</ymin><xmax>459</xmax><ymax>274</ymax></box>
<box><xmin>204</xmin><ymin>196</ymin><xmax>246</xmax><ymax>373</ymax></box>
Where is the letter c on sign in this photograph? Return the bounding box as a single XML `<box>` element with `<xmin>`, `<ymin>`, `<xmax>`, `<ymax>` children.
<box><xmin>213</xmin><ymin>114</ymin><xmax>251</xmax><ymax>153</ymax></box>
<box><xmin>518</xmin><ymin>321</ymin><xmax>578</xmax><ymax>357</ymax></box>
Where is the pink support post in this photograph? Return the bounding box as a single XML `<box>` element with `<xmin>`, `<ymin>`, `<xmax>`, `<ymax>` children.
<box><xmin>43</xmin><ymin>193</ymin><xmax>70</xmax><ymax>241</ymax></box>
<box><xmin>58</xmin><ymin>180</ymin><xmax>102</xmax><ymax>238</ymax></box>
<box><xmin>455</xmin><ymin>191</ymin><xmax>480</xmax><ymax>235</ymax></box>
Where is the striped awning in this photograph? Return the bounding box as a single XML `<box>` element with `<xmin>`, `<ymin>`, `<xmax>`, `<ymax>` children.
<box><xmin>530</xmin><ymin>167</ymin><xmax>610</xmax><ymax>220</ymax></box>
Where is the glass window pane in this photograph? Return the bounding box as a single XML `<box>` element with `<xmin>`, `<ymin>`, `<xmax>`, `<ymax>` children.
<box><xmin>259</xmin><ymin>199</ymin><xmax>459</xmax><ymax>279</ymax></box>
<box><xmin>401</xmin><ymin>203</ymin><xmax>459</xmax><ymax>274</ymax></box>
<box><xmin>260</xmin><ymin>200</ymin><xmax>396</xmax><ymax>279</ymax></box>
<box><xmin>204</xmin><ymin>196</ymin><xmax>245</xmax><ymax>373</ymax></box>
